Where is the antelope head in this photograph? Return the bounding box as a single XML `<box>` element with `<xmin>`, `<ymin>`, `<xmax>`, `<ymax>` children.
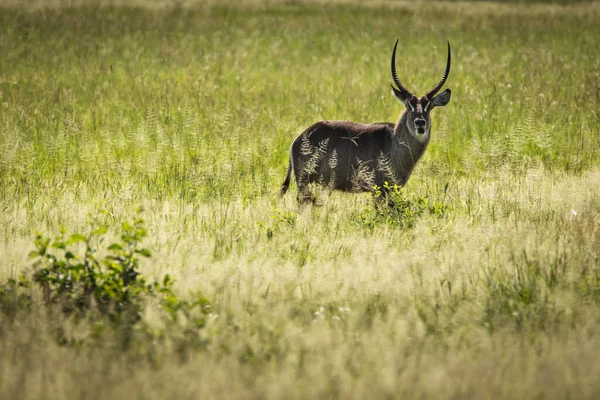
<box><xmin>390</xmin><ymin>40</ymin><xmax>452</xmax><ymax>141</ymax></box>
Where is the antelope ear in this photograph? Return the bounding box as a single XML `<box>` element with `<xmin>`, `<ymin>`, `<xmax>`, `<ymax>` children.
<box><xmin>431</xmin><ymin>89</ymin><xmax>451</xmax><ymax>107</ymax></box>
<box><xmin>391</xmin><ymin>85</ymin><xmax>409</xmax><ymax>102</ymax></box>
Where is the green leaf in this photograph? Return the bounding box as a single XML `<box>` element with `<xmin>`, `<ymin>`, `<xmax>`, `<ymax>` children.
<box><xmin>108</xmin><ymin>263</ymin><xmax>123</xmax><ymax>273</ymax></box>
<box><xmin>71</xmin><ymin>263</ymin><xmax>85</xmax><ymax>271</ymax></box>
<box><xmin>107</xmin><ymin>243</ymin><xmax>123</xmax><ymax>251</ymax></box>
<box><xmin>92</xmin><ymin>227</ymin><xmax>108</xmax><ymax>235</ymax></box>
<box><xmin>28</xmin><ymin>250</ymin><xmax>40</xmax><ymax>259</ymax></box>
<box><xmin>69</xmin><ymin>233</ymin><xmax>87</xmax><ymax>242</ymax></box>
<box><xmin>135</xmin><ymin>248</ymin><xmax>151</xmax><ymax>257</ymax></box>
<box><xmin>51</xmin><ymin>242</ymin><xmax>66</xmax><ymax>249</ymax></box>
<box><xmin>65</xmin><ymin>251</ymin><xmax>77</xmax><ymax>259</ymax></box>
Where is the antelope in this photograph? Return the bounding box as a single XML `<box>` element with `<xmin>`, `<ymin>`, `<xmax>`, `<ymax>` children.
<box><xmin>280</xmin><ymin>40</ymin><xmax>451</xmax><ymax>202</ymax></box>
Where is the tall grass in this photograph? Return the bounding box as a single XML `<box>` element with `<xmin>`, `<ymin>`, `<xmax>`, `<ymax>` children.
<box><xmin>1</xmin><ymin>1</ymin><xmax>600</xmax><ymax>399</ymax></box>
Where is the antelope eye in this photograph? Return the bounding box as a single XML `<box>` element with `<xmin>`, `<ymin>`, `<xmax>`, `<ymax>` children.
<box><xmin>409</xmin><ymin>98</ymin><xmax>418</xmax><ymax>108</ymax></box>
<box><xmin>421</xmin><ymin>99</ymin><xmax>430</xmax><ymax>111</ymax></box>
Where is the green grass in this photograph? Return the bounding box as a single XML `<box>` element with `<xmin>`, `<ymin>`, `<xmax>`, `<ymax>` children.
<box><xmin>1</xmin><ymin>1</ymin><xmax>600</xmax><ymax>398</ymax></box>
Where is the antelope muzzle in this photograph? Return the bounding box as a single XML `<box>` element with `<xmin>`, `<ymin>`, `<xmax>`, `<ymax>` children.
<box><xmin>415</xmin><ymin>118</ymin><xmax>426</xmax><ymax>134</ymax></box>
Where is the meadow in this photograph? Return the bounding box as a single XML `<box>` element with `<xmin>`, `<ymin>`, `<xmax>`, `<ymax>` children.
<box><xmin>1</xmin><ymin>0</ymin><xmax>600</xmax><ymax>398</ymax></box>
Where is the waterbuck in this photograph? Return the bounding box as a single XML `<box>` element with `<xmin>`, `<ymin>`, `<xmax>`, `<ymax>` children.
<box><xmin>280</xmin><ymin>40</ymin><xmax>451</xmax><ymax>202</ymax></box>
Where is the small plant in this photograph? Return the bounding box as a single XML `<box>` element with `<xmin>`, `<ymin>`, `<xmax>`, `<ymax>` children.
<box><xmin>353</xmin><ymin>182</ymin><xmax>450</xmax><ymax>230</ymax></box>
<box><xmin>0</xmin><ymin>212</ymin><xmax>211</xmax><ymax>349</ymax></box>
<box><xmin>29</xmin><ymin>217</ymin><xmax>154</xmax><ymax>320</ymax></box>
<box><xmin>0</xmin><ymin>275</ymin><xmax>33</xmax><ymax>321</ymax></box>
<box><xmin>259</xmin><ymin>209</ymin><xmax>296</xmax><ymax>239</ymax></box>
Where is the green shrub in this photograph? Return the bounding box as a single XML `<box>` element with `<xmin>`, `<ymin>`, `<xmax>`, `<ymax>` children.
<box><xmin>0</xmin><ymin>213</ymin><xmax>211</xmax><ymax>349</ymax></box>
<box><xmin>29</xmin><ymin>218</ymin><xmax>153</xmax><ymax>320</ymax></box>
<box><xmin>0</xmin><ymin>275</ymin><xmax>33</xmax><ymax>322</ymax></box>
<box><xmin>352</xmin><ymin>182</ymin><xmax>450</xmax><ymax>230</ymax></box>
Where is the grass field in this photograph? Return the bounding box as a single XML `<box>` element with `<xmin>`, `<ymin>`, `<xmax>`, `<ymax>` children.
<box><xmin>1</xmin><ymin>0</ymin><xmax>600</xmax><ymax>398</ymax></box>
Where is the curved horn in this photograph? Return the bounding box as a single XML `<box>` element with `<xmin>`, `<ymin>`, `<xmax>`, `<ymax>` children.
<box><xmin>391</xmin><ymin>39</ymin><xmax>412</xmax><ymax>97</ymax></box>
<box><xmin>426</xmin><ymin>41</ymin><xmax>451</xmax><ymax>99</ymax></box>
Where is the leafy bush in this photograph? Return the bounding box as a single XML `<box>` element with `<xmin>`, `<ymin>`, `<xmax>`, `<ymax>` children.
<box><xmin>352</xmin><ymin>182</ymin><xmax>450</xmax><ymax>230</ymax></box>
<box><xmin>0</xmin><ymin>275</ymin><xmax>33</xmax><ymax>321</ymax></box>
<box><xmin>29</xmin><ymin>218</ymin><xmax>154</xmax><ymax>320</ymax></box>
<box><xmin>0</xmin><ymin>213</ymin><xmax>211</xmax><ymax>349</ymax></box>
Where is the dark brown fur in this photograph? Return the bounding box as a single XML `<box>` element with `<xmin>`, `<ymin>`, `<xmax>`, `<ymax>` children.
<box><xmin>280</xmin><ymin>40</ymin><xmax>452</xmax><ymax>201</ymax></box>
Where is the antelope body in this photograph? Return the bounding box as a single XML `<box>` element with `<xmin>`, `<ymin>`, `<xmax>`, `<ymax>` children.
<box><xmin>280</xmin><ymin>40</ymin><xmax>452</xmax><ymax>201</ymax></box>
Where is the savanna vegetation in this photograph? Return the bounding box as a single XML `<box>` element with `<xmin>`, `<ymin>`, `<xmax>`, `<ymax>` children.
<box><xmin>1</xmin><ymin>0</ymin><xmax>599</xmax><ymax>398</ymax></box>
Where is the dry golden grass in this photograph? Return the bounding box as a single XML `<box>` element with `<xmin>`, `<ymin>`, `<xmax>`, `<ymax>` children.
<box><xmin>1</xmin><ymin>0</ymin><xmax>599</xmax><ymax>398</ymax></box>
